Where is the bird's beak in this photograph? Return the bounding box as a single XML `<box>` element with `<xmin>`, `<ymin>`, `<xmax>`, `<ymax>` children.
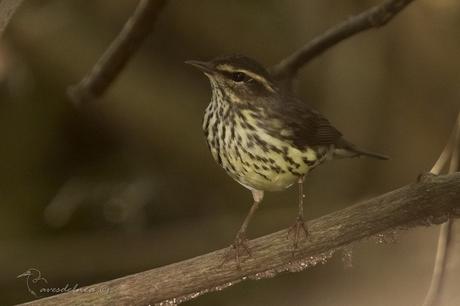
<box><xmin>17</xmin><ymin>271</ymin><xmax>30</xmax><ymax>278</ymax></box>
<box><xmin>185</xmin><ymin>60</ymin><xmax>215</xmax><ymax>74</ymax></box>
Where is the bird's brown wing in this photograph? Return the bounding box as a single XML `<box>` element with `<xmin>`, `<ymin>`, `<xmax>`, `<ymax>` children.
<box><xmin>269</xmin><ymin>95</ymin><xmax>343</xmax><ymax>149</ymax></box>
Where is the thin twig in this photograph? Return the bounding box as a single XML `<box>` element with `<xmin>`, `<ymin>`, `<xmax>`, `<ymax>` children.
<box><xmin>0</xmin><ymin>0</ymin><xmax>25</xmax><ymax>38</ymax></box>
<box><xmin>20</xmin><ymin>173</ymin><xmax>460</xmax><ymax>306</ymax></box>
<box><xmin>430</xmin><ymin>114</ymin><xmax>460</xmax><ymax>174</ymax></box>
<box><xmin>448</xmin><ymin>114</ymin><xmax>460</xmax><ymax>173</ymax></box>
<box><xmin>68</xmin><ymin>0</ymin><xmax>168</xmax><ymax>105</ymax></box>
<box><xmin>430</xmin><ymin>137</ymin><xmax>453</xmax><ymax>175</ymax></box>
<box><xmin>271</xmin><ymin>0</ymin><xmax>415</xmax><ymax>81</ymax></box>
<box><xmin>422</xmin><ymin>220</ymin><xmax>453</xmax><ymax>306</ymax></box>
<box><xmin>422</xmin><ymin>113</ymin><xmax>460</xmax><ymax>306</ymax></box>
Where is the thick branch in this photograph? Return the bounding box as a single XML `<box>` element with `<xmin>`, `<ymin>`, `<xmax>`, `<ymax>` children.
<box><xmin>68</xmin><ymin>0</ymin><xmax>167</xmax><ymax>105</ymax></box>
<box><xmin>21</xmin><ymin>173</ymin><xmax>460</xmax><ymax>306</ymax></box>
<box><xmin>271</xmin><ymin>0</ymin><xmax>415</xmax><ymax>80</ymax></box>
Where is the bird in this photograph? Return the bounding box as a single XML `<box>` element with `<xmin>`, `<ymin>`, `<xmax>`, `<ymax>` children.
<box><xmin>186</xmin><ymin>54</ymin><xmax>388</xmax><ymax>266</ymax></box>
<box><xmin>17</xmin><ymin>268</ymin><xmax>48</xmax><ymax>297</ymax></box>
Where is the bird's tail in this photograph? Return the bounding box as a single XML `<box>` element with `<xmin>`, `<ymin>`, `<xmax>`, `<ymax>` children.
<box><xmin>334</xmin><ymin>139</ymin><xmax>389</xmax><ymax>160</ymax></box>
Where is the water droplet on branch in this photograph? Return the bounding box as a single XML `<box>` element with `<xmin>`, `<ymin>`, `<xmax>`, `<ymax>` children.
<box><xmin>371</xmin><ymin>230</ymin><xmax>399</xmax><ymax>245</ymax></box>
<box><xmin>341</xmin><ymin>245</ymin><xmax>353</xmax><ymax>269</ymax></box>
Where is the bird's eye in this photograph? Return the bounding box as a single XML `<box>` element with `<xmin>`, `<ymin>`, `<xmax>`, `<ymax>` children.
<box><xmin>231</xmin><ymin>72</ymin><xmax>249</xmax><ymax>83</ymax></box>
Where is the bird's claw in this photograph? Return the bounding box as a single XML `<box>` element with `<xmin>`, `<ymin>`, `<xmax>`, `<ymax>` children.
<box><xmin>220</xmin><ymin>232</ymin><xmax>252</xmax><ymax>269</ymax></box>
<box><xmin>287</xmin><ymin>216</ymin><xmax>309</xmax><ymax>253</ymax></box>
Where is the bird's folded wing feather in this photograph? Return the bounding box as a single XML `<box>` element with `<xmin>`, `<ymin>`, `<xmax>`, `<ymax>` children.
<box><xmin>269</xmin><ymin>95</ymin><xmax>343</xmax><ymax>149</ymax></box>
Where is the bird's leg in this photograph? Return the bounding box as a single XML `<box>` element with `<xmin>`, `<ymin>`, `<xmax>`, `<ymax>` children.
<box><xmin>288</xmin><ymin>176</ymin><xmax>309</xmax><ymax>250</ymax></box>
<box><xmin>222</xmin><ymin>190</ymin><xmax>263</xmax><ymax>269</ymax></box>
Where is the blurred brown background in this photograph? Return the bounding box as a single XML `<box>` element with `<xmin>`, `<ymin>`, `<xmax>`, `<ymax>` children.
<box><xmin>1</xmin><ymin>0</ymin><xmax>460</xmax><ymax>305</ymax></box>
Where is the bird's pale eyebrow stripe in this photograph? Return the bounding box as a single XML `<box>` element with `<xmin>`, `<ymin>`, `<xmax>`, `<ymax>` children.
<box><xmin>216</xmin><ymin>64</ymin><xmax>275</xmax><ymax>93</ymax></box>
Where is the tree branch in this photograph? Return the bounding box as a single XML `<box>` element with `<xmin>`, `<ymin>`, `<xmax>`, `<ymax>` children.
<box><xmin>0</xmin><ymin>0</ymin><xmax>25</xmax><ymax>38</ymax></box>
<box><xmin>271</xmin><ymin>0</ymin><xmax>415</xmax><ymax>81</ymax></box>
<box><xmin>21</xmin><ymin>173</ymin><xmax>460</xmax><ymax>306</ymax></box>
<box><xmin>68</xmin><ymin>0</ymin><xmax>168</xmax><ymax>105</ymax></box>
<box><xmin>20</xmin><ymin>1</ymin><xmax>437</xmax><ymax>305</ymax></box>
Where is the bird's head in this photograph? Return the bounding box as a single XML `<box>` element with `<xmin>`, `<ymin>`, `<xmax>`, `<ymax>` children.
<box><xmin>186</xmin><ymin>54</ymin><xmax>278</xmax><ymax>105</ymax></box>
<box><xmin>17</xmin><ymin>268</ymin><xmax>47</xmax><ymax>283</ymax></box>
<box><xmin>17</xmin><ymin>269</ymin><xmax>33</xmax><ymax>279</ymax></box>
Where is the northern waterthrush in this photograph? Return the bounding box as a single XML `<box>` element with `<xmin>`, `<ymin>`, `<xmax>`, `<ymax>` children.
<box><xmin>186</xmin><ymin>54</ymin><xmax>388</xmax><ymax>266</ymax></box>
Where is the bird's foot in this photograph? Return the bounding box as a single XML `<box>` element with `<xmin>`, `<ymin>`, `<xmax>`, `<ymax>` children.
<box><xmin>287</xmin><ymin>216</ymin><xmax>309</xmax><ymax>253</ymax></box>
<box><xmin>220</xmin><ymin>232</ymin><xmax>252</xmax><ymax>269</ymax></box>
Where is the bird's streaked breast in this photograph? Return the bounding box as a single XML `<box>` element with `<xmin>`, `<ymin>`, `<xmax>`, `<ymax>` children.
<box><xmin>203</xmin><ymin>94</ymin><xmax>327</xmax><ymax>191</ymax></box>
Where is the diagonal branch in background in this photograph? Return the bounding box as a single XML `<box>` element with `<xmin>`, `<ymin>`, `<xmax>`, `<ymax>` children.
<box><xmin>68</xmin><ymin>0</ymin><xmax>168</xmax><ymax>105</ymax></box>
<box><xmin>0</xmin><ymin>0</ymin><xmax>25</xmax><ymax>38</ymax></box>
<box><xmin>21</xmin><ymin>173</ymin><xmax>460</xmax><ymax>306</ymax></box>
<box><xmin>271</xmin><ymin>0</ymin><xmax>415</xmax><ymax>81</ymax></box>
